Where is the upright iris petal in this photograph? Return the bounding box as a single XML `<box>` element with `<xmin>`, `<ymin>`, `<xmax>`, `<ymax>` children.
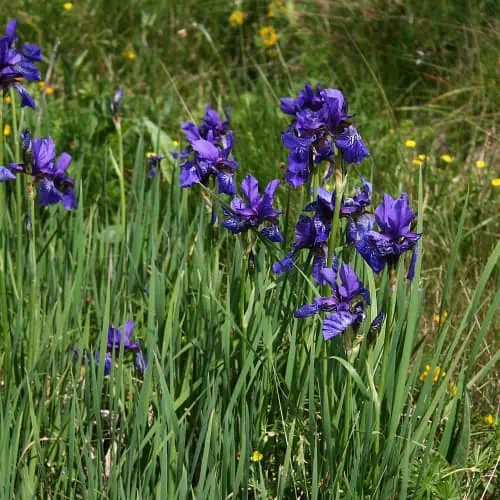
<box><xmin>223</xmin><ymin>174</ymin><xmax>283</xmax><ymax>243</ymax></box>
<box><xmin>353</xmin><ymin>193</ymin><xmax>421</xmax><ymax>278</ymax></box>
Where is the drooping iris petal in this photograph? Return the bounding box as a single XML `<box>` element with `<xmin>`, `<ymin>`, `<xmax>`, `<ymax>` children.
<box><xmin>335</xmin><ymin>126</ymin><xmax>369</xmax><ymax>164</ymax></box>
<box><xmin>322</xmin><ymin>310</ymin><xmax>358</xmax><ymax>340</ymax></box>
<box><xmin>0</xmin><ymin>166</ymin><xmax>16</xmax><ymax>181</ymax></box>
<box><xmin>136</xmin><ymin>351</ymin><xmax>148</xmax><ymax>375</ymax></box>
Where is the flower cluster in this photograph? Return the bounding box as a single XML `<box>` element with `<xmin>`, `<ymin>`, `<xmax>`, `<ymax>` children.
<box><xmin>0</xmin><ymin>129</ymin><xmax>77</xmax><ymax>210</ymax></box>
<box><xmin>95</xmin><ymin>321</ymin><xmax>147</xmax><ymax>376</ymax></box>
<box><xmin>176</xmin><ymin>83</ymin><xmax>421</xmax><ymax>341</ymax></box>
<box><xmin>179</xmin><ymin>104</ymin><xmax>238</xmax><ymax>195</ymax></box>
<box><xmin>0</xmin><ymin>19</ymin><xmax>42</xmax><ymax>108</ymax></box>
<box><xmin>280</xmin><ymin>84</ymin><xmax>369</xmax><ymax>187</ymax></box>
<box><xmin>274</xmin><ymin>178</ymin><xmax>372</xmax><ymax>281</ymax></box>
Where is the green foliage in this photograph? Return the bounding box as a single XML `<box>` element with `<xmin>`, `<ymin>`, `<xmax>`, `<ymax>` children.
<box><xmin>0</xmin><ymin>1</ymin><xmax>498</xmax><ymax>498</ymax></box>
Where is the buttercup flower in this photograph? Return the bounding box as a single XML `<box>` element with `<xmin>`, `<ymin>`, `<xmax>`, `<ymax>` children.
<box><xmin>223</xmin><ymin>174</ymin><xmax>283</xmax><ymax>243</ymax></box>
<box><xmin>294</xmin><ymin>258</ymin><xmax>370</xmax><ymax>340</ymax></box>
<box><xmin>268</xmin><ymin>0</ymin><xmax>286</xmax><ymax>17</ymax></box>
<box><xmin>352</xmin><ymin>193</ymin><xmax>421</xmax><ymax>279</ymax></box>
<box><xmin>440</xmin><ymin>154</ymin><xmax>453</xmax><ymax>164</ymax></box>
<box><xmin>412</xmin><ymin>159</ymin><xmax>423</xmax><ymax>167</ymax></box>
<box><xmin>405</xmin><ymin>139</ymin><xmax>416</xmax><ymax>149</ymax></box>
<box><xmin>483</xmin><ymin>414</ymin><xmax>494</xmax><ymax>426</ymax></box>
<box><xmin>229</xmin><ymin>10</ymin><xmax>245</xmax><ymax>26</ymax></box>
<box><xmin>418</xmin><ymin>154</ymin><xmax>429</xmax><ymax>161</ymax></box>
<box><xmin>250</xmin><ymin>450</ymin><xmax>264</xmax><ymax>462</ymax></box>
<box><xmin>433</xmin><ymin>310</ymin><xmax>448</xmax><ymax>325</ymax></box>
<box><xmin>63</xmin><ymin>2</ymin><xmax>73</xmax><ymax>11</ymax></box>
<box><xmin>259</xmin><ymin>26</ymin><xmax>278</xmax><ymax>47</ymax></box>
<box><xmin>3</xmin><ymin>124</ymin><xmax>11</xmax><ymax>136</ymax></box>
<box><xmin>0</xmin><ymin>19</ymin><xmax>42</xmax><ymax>108</ymax></box>
<box><xmin>475</xmin><ymin>160</ymin><xmax>485</xmax><ymax>168</ymax></box>
<box><xmin>491</xmin><ymin>178</ymin><xmax>500</xmax><ymax>187</ymax></box>
<box><xmin>124</xmin><ymin>49</ymin><xmax>137</xmax><ymax>60</ymax></box>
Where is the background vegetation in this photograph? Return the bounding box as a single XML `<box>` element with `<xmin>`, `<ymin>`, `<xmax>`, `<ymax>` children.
<box><xmin>0</xmin><ymin>0</ymin><xmax>498</xmax><ymax>497</ymax></box>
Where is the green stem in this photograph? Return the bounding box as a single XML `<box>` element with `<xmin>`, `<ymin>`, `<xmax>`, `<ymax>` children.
<box><xmin>10</xmin><ymin>90</ymin><xmax>24</xmax><ymax>292</ymax></box>
<box><xmin>327</xmin><ymin>164</ymin><xmax>346</xmax><ymax>268</ymax></box>
<box><xmin>116</xmin><ymin>123</ymin><xmax>126</xmax><ymax>234</ymax></box>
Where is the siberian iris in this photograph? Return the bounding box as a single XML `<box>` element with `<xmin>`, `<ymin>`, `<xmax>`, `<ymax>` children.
<box><xmin>0</xmin><ymin>19</ymin><xmax>42</xmax><ymax>108</ymax></box>
<box><xmin>350</xmin><ymin>193</ymin><xmax>422</xmax><ymax>279</ymax></box>
<box><xmin>223</xmin><ymin>174</ymin><xmax>283</xmax><ymax>243</ymax></box>
<box><xmin>0</xmin><ymin>130</ymin><xmax>77</xmax><ymax>210</ymax></box>
<box><xmin>294</xmin><ymin>258</ymin><xmax>370</xmax><ymax>340</ymax></box>
<box><xmin>280</xmin><ymin>84</ymin><xmax>369</xmax><ymax>187</ymax></box>
<box><xmin>179</xmin><ymin>105</ymin><xmax>237</xmax><ymax>194</ymax></box>
<box><xmin>273</xmin><ymin>214</ymin><xmax>329</xmax><ymax>282</ymax></box>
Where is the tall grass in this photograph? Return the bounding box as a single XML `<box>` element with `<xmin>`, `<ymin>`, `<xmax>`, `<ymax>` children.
<box><xmin>0</xmin><ymin>1</ymin><xmax>499</xmax><ymax>497</ymax></box>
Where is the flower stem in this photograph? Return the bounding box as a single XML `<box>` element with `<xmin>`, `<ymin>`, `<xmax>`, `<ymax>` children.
<box><xmin>10</xmin><ymin>90</ymin><xmax>24</xmax><ymax>293</ymax></box>
<box><xmin>327</xmin><ymin>162</ymin><xmax>346</xmax><ymax>267</ymax></box>
<box><xmin>115</xmin><ymin>121</ymin><xmax>126</xmax><ymax>235</ymax></box>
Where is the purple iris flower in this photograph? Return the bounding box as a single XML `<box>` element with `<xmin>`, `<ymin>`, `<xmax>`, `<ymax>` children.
<box><xmin>223</xmin><ymin>174</ymin><xmax>283</xmax><ymax>243</ymax></box>
<box><xmin>273</xmin><ymin>214</ymin><xmax>329</xmax><ymax>281</ymax></box>
<box><xmin>179</xmin><ymin>133</ymin><xmax>238</xmax><ymax>195</ymax></box>
<box><xmin>0</xmin><ymin>19</ymin><xmax>42</xmax><ymax>108</ymax></box>
<box><xmin>107</xmin><ymin>320</ymin><xmax>140</xmax><ymax>352</ymax></box>
<box><xmin>147</xmin><ymin>154</ymin><xmax>165</xmax><ymax>179</ymax></box>
<box><xmin>0</xmin><ymin>130</ymin><xmax>77</xmax><ymax>210</ymax></box>
<box><xmin>135</xmin><ymin>351</ymin><xmax>148</xmax><ymax>375</ymax></box>
<box><xmin>305</xmin><ymin>177</ymin><xmax>372</xmax><ymax>224</ymax></box>
<box><xmin>95</xmin><ymin>352</ymin><xmax>113</xmax><ymax>376</ymax></box>
<box><xmin>280</xmin><ymin>83</ymin><xmax>368</xmax><ymax>187</ymax></box>
<box><xmin>294</xmin><ymin>259</ymin><xmax>370</xmax><ymax>340</ymax></box>
<box><xmin>352</xmin><ymin>193</ymin><xmax>422</xmax><ymax>279</ymax></box>
<box><xmin>335</xmin><ymin>126</ymin><xmax>370</xmax><ymax>164</ymax></box>
<box><xmin>111</xmin><ymin>87</ymin><xmax>123</xmax><ymax>117</ymax></box>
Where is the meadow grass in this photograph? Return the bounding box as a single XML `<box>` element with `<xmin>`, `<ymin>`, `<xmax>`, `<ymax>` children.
<box><xmin>0</xmin><ymin>1</ymin><xmax>498</xmax><ymax>498</ymax></box>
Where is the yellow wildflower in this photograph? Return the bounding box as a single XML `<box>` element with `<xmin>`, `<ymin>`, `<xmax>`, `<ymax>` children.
<box><xmin>268</xmin><ymin>0</ymin><xmax>286</xmax><ymax>17</ymax></box>
<box><xmin>447</xmin><ymin>382</ymin><xmax>458</xmax><ymax>397</ymax></box>
<box><xmin>405</xmin><ymin>139</ymin><xmax>416</xmax><ymax>149</ymax></box>
<box><xmin>259</xmin><ymin>26</ymin><xmax>279</xmax><ymax>47</ymax></box>
<box><xmin>250</xmin><ymin>450</ymin><xmax>263</xmax><ymax>462</ymax></box>
<box><xmin>38</xmin><ymin>81</ymin><xmax>45</xmax><ymax>90</ymax></box>
<box><xmin>440</xmin><ymin>154</ymin><xmax>453</xmax><ymax>164</ymax></box>
<box><xmin>412</xmin><ymin>159</ymin><xmax>423</xmax><ymax>167</ymax></box>
<box><xmin>63</xmin><ymin>2</ymin><xmax>73</xmax><ymax>11</ymax></box>
<box><xmin>418</xmin><ymin>154</ymin><xmax>429</xmax><ymax>161</ymax></box>
<box><xmin>3</xmin><ymin>124</ymin><xmax>12</xmax><ymax>137</ymax></box>
<box><xmin>491</xmin><ymin>178</ymin><xmax>500</xmax><ymax>187</ymax></box>
<box><xmin>124</xmin><ymin>49</ymin><xmax>137</xmax><ymax>61</ymax></box>
<box><xmin>419</xmin><ymin>364</ymin><xmax>430</xmax><ymax>382</ymax></box>
<box><xmin>229</xmin><ymin>10</ymin><xmax>245</xmax><ymax>26</ymax></box>
<box><xmin>475</xmin><ymin>160</ymin><xmax>486</xmax><ymax>168</ymax></box>
<box><xmin>4</xmin><ymin>95</ymin><xmax>11</xmax><ymax>104</ymax></box>
<box><xmin>172</xmin><ymin>140</ymin><xmax>179</xmax><ymax>148</ymax></box>
<box><xmin>433</xmin><ymin>311</ymin><xmax>448</xmax><ymax>325</ymax></box>
<box><xmin>483</xmin><ymin>414</ymin><xmax>494</xmax><ymax>426</ymax></box>
<box><xmin>146</xmin><ymin>152</ymin><xmax>157</xmax><ymax>159</ymax></box>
